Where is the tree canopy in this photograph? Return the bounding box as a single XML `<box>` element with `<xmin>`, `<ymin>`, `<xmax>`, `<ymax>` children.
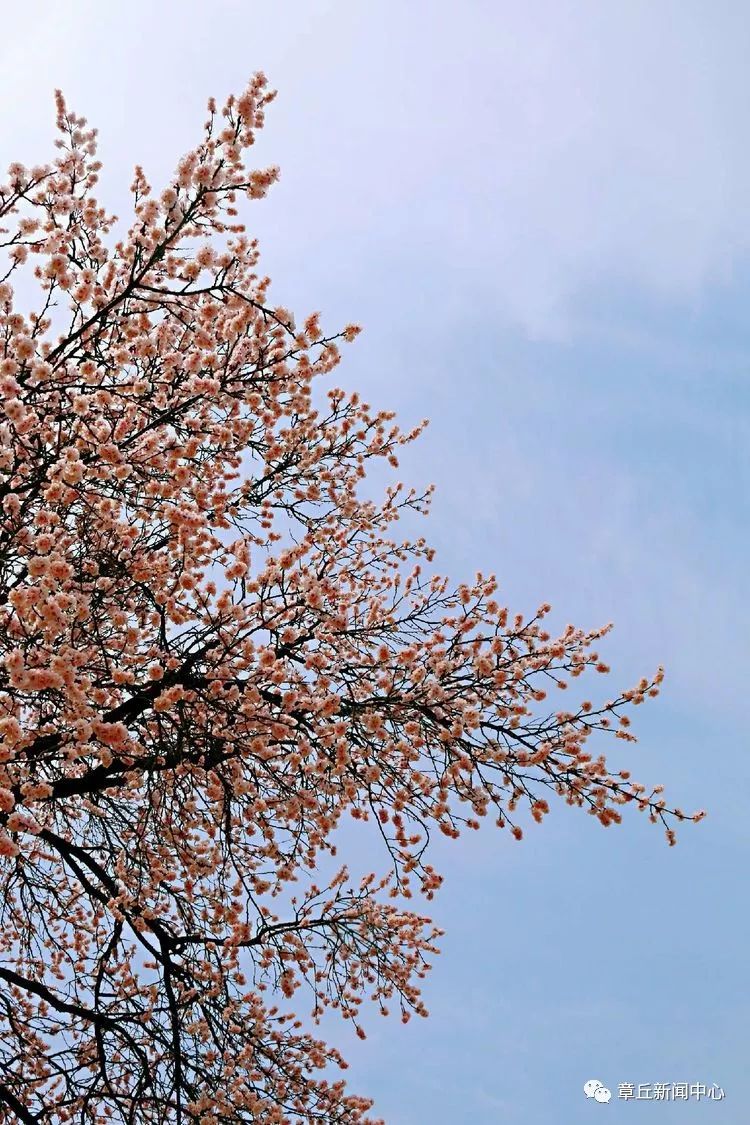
<box><xmin>0</xmin><ymin>76</ymin><xmax>701</xmax><ymax>1123</ymax></box>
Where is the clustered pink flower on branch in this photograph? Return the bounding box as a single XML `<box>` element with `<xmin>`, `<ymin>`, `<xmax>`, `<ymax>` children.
<box><xmin>0</xmin><ymin>76</ymin><xmax>702</xmax><ymax>1123</ymax></box>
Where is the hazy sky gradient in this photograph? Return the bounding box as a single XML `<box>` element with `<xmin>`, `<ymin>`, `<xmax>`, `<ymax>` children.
<box><xmin>2</xmin><ymin>2</ymin><xmax>747</xmax><ymax>1121</ymax></box>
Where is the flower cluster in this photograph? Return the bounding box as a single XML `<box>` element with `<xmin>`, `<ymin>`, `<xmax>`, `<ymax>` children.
<box><xmin>0</xmin><ymin>77</ymin><xmax>699</xmax><ymax>1123</ymax></box>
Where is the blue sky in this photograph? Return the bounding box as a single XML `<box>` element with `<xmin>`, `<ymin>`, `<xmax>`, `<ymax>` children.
<box><xmin>1</xmin><ymin>1</ymin><xmax>748</xmax><ymax>1120</ymax></box>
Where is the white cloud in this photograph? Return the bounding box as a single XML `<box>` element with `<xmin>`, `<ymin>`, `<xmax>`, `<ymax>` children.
<box><xmin>3</xmin><ymin>0</ymin><xmax>750</xmax><ymax>336</ymax></box>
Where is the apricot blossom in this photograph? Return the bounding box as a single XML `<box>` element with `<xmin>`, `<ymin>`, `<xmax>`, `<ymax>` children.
<box><xmin>0</xmin><ymin>76</ymin><xmax>699</xmax><ymax>1123</ymax></box>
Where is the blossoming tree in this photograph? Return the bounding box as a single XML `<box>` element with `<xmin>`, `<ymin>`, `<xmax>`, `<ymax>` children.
<box><xmin>0</xmin><ymin>76</ymin><xmax>701</xmax><ymax>1123</ymax></box>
